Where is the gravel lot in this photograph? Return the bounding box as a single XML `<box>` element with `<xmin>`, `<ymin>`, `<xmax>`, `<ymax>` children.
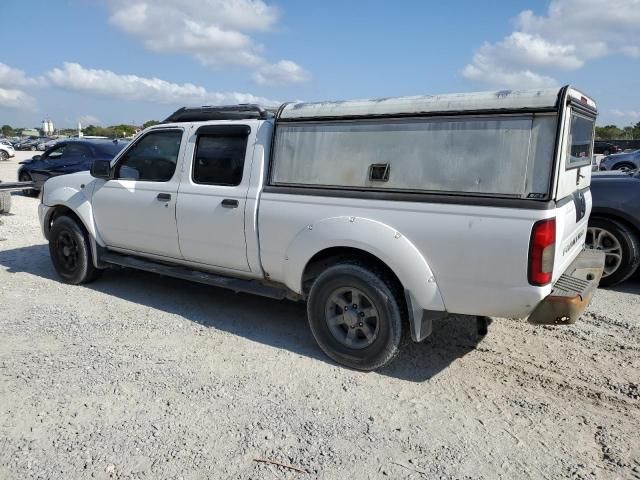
<box><xmin>1</xmin><ymin>151</ymin><xmax>639</xmax><ymax>479</ymax></box>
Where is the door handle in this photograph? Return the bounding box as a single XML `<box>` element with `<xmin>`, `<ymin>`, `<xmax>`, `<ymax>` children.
<box><xmin>157</xmin><ymin>193</ymin><xmax>171</xmax><ymax>201</ymax></box>
<box><xmin>221</xmin><ymin>199</ymin><xmax>239</xmax><ymax>208</ymax></box>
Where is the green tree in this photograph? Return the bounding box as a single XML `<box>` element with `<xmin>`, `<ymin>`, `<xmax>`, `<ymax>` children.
<box><xmin>143</xmin><ymin>120</ymin><xmax>160</xmax><ymax>129</ymax></box>
<box><xmin>595</xmin><ymin>125</ymin><xmax>623</xmax><ymax>140</ymax></box>
<box><xmin>111</xmin><ymin>124</ymin><xmax>136</xmax><ymax>138</ymax></box>
<box><xmin>1</xmin><ymin>124</ymin><xmax>14</xmax><ymax>137</ymax></box>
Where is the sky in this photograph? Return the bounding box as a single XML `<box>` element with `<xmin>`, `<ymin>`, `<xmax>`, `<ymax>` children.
<box><xmin>0</xmin><ymin>0</ymin><xmax>638</xmax><ymax>129</ymax></box>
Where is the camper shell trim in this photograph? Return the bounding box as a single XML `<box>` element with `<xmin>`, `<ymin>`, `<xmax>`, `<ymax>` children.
<box><xmin>277</xmin><ymin>87</ymin><xmax>568</xmax><ymax>122</ymax></box>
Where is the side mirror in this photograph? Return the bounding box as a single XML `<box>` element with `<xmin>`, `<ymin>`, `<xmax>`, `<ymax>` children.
<box><xmin>90</xmin><ymin>159</ymin><xmax>111</xmax><ymax>179</ymax></box>
<box><xmin>32</xmin><ymin>155</ymin><xmax>42</xmax><ymax>161</ymax></box>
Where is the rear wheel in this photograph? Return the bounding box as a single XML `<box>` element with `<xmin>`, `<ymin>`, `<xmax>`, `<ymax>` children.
<box><xmin>0</xmin><ymin>151</ymin><xmax>8</xmax><ymax>161</ymax></box>
<box><xmin>307</xmin><ymin>262</ymin><xmax>404</xmax><ymax>371</ymax></box>
<box><xmin>49</xmin><ymin>216</ymin><xmax>102</xmax><ymax>284</ymax></box>
<box><xmin>586</xmin><ymin>218</ymin><xmax>640</xmax><ymax>286</ymax></box>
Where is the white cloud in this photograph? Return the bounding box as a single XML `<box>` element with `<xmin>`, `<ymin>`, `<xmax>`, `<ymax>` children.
<box><xmin>0</xmin><ymin>87</ymin><xmax>37</xmax><ymax>111</ymax></box>
<box><xmin>254</xmin><ymin>60</ymin><xmax>311</xmax><ymax>86</ymax></box>
<box><xmin>106</xmin><ymin>0</ymin><xmax>310</xmax><ymax>84</ymax></box>
<box><xmin>78</xmin><ymin>115</ymin><xmax>102</xmax><ymax>126</ymax></box>
<box><xmin>0</xmin><ymin>63</ymin><xmax>43</xmax><ymax>111</ymax></box>
<box><xmin>463</xmin><ymin>0</ymin><xmax>640</xmax><ymax>88</ymax></box>
<box><xmin>0</xmin><ymin>62</ymin><xmax>46</xmax><ymax>88</ymax></box>
<box><xmin>610</xmin><ymin>109</ymin><xmax>640</xmax><ymax>122</ymax></box>
<box><xmin>46</xmin><ymin>62</ymin><xmax>279</xmax><ymax>107</ymax></box>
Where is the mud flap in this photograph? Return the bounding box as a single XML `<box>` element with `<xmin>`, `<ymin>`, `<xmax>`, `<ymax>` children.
<box><xmin>405</xmin><ymin>291</ymin><xmax>448</xmax><ymax>341</ymax></box>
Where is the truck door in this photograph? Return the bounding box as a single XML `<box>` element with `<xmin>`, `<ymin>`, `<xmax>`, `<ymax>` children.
<box><xmin>553</xmin><ymin>99</ymin><xmax>596</xmax><ymax>280</ymax></box>
<box><xmin>176</xmin><ymin>124</ymin><xmax>253</xmax><ymax>272</ymax></box>
<box><xmin>92</xmin><ymin>128</ymin><xmax>185</xmax><ymax>258</ymax></box>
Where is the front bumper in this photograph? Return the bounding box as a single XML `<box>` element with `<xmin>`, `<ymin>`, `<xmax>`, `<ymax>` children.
<box><xmin>38</xmin><ymin>203</ymin><xmax>51</xmax><ymax>240</ymax></box>
<box><xmin>528</xmin><ymin>249</ymin><xmax>605</xmax><ymax>325</ymax></box>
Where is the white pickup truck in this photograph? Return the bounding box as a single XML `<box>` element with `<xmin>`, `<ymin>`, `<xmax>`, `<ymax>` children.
<box><xmin>39</xmin><ymin>86</ymin><xmax>604</xmax><ymax>370</ymax></box>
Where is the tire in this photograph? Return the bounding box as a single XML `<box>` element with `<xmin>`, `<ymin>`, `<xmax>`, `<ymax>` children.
<box><xmin>307</xmin><ymin>262</ymin><xmax>404</xmax><ymax>371</ymax></box>
<box><xmin>613</xmin><ymin>162</ymin><xmax>637</xmax><ymax>171</ymax></box>
<box><xmin>0</xmin><ymin>191</ymin><xmax>11</xmax><ymax>214</ymax></box>
<box><xmin>586</xmin><ymin>218</ymin><xmax>640</xmax><ymax>286</ymax></box>
<box><xmin>19</xmin><ymin>172</ymin><xmax>37</xmax><ymax>197</ymax></box>
<box><xmin>49</xmin><ymin>215</ymin><xmax>102</xmax><ymax>284</ymax></box>
<box><xmin>0</xmin><ymin>151</ymin><xmax>8</xmax><ymax>161</ymax></box>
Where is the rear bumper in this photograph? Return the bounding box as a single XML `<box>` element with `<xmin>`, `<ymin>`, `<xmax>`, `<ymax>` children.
<box><xmin>528</xmin><ymin>249</ymin><xmax>605</xmax><ymax>325</ymax></box>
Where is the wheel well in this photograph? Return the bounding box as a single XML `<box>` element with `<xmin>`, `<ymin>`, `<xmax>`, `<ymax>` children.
<box><xmin>612</xmin><ymin>161</ymin><xmax>637</xmax><ymax>169</ymax></box>
<box><xmin>590</xmin><ymin>213</ymin><xmax>640</xmax><ymax>240</ymax></box>
<box><xmin>302</xmin><ymin>247</ymin><xmax>405</xmax><ymax>300</ymax></box>
<box><xmin>45</xmin><ymin>206</ymin><xmax>89</xmax><ymax>239</ymax></box>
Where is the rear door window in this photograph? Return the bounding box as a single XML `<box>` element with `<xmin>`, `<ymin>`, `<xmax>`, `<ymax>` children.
<box><xmin>192</xmin><ymin>134</ymin><xmax>248</xmax><ymax>187</ymax></box>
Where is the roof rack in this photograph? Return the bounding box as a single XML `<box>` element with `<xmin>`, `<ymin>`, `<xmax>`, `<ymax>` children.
<box><xmin>163</xmin><ymin>104</ymin><xmax>276</xmax><ymax>123</ymax></box>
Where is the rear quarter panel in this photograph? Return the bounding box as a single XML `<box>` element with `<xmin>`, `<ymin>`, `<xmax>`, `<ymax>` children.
<box><xmin>259</xmin><ymin>193</ymin><xmax>554</xmax><ymax>318</ymax></box>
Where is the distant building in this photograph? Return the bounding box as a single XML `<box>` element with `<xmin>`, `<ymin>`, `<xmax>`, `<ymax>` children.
<box><xmin>41</xmin><ymin>119</ymin><xmax>54</xmax><ymax>136</ymax></box>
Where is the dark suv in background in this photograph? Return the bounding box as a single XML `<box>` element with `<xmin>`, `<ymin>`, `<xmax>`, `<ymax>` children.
<box><xmin>18</xmin><ymin>139</ymin><xmax>128</xmax><ymax>196</ymax></box>
<box><xmin>587</xmin><ymin>169</ymin><xmax>640</xmax><ymax>285</ymax></box>
<box><xmin>593</xmin><ymin>141</ymin><xmax>622</xmax><ymax>156</ymax></box>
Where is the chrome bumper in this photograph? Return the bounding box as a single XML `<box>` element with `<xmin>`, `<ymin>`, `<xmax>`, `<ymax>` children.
<box><xmin>528</xmin><ymin>249</ymin><xmax>605</xmax><ymax>325</ymax></box>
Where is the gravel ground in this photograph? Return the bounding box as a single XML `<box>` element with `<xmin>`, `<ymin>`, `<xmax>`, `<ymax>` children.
<box><xmin>1</xmin><ymin>152</ymin><xmax>639</xmax><ymax>479</ymax></box>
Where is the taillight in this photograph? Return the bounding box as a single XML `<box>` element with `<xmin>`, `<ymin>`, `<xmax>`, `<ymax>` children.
<box><xmin>528</xmin><ymin>218</ymin><xmax>556</xmax><ymax>286</ymax></box>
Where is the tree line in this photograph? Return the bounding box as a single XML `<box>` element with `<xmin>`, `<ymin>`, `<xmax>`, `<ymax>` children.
<box><xmin>4</xmin><ymin>120</ymin><xmax>639</xmax><ymax>141</ymax></box>
<box><xmin>595</xmin><ymin>122</ymin><xmax>640</xmax><ymax>141</ymax></box>
<box><xmin>1</xmin><ymin>120</ymin><xmax>160</xmax><ymax>138</ymax></box>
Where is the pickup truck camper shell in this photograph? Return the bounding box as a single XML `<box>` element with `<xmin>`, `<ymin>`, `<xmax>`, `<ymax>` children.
<box><xmin>38</xmin><ymin>85</ymin><xmax>604</xmax><ymax>370</ymax></box>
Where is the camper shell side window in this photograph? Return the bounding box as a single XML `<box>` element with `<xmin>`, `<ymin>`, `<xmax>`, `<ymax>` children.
<box><xmin>271</xmin><ymin>114</ymin><xmax>558</xmax><ymax>199</ymax></box>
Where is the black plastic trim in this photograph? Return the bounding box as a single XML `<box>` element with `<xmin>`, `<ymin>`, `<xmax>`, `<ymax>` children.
<box><xmin>276</xmin><ymin>106</ymin><xmax>558</xmax><ymax>123</ymax></box>
<box><xmin>196</xmin><ymin>124</ymin><xmax>251</xmax><ymax>136</ymax></box>
<box><xmin>164</xmin><ymin>104</ymin><xmax>275</xmax><ymax>123</ymax></box>
<box><xmin>262</xmin><ymin>185</ymin><xmax>556</xmax><ymax>210</ymax></box>
<box><xmin>556</xmin><ymin>186</ymin><xmax>591</xmax><ymax>208</ymax></box>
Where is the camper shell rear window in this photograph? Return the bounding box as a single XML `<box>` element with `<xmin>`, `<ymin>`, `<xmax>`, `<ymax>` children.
<box><xmin>566</xmin><ymin>113</ymin><xmax>595</xmax><ymax>169</ymax></box>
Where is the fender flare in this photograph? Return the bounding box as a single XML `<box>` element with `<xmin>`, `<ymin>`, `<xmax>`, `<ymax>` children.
<box><xmin>43</xmin><ymin>185</ymin><xmax>105</xmax><ymax>266</ymax></box>
<box><xmin>283</xmin><ymin>216</ymin><xmax>446</xmax><ymax>316</ymax></box>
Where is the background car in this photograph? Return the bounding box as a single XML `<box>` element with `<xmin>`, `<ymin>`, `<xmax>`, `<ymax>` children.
<box><xmin>598</xmin><ymin>149</ymin><xmax>640</xmax><ymax>171</ymax></box>
<box><xmin>38</xmin><ymin>138</ymin><xmax>60</xmax><ymax>151</ymax></box>
<box><xmin>17</xmin><ymin>139</ymin><xmax>127</xmax><ymax>196</ymax></box>
<box><xmin>0</xmin><ymin>141</ymin><xmax>15</xmax><ymax>160</ymax></box>
<box><xmin>14</xmin><ymin>136</ymin><xmax>38</xmax><ymax>150</ymax></box>
<box><xmin>593</xmin><ymin>141</ymin><xmax>622</xmax><ymax>156</ymax></box>
<box><xmin>587</xmin><ymin>169</ymin><xmax>640</xmax><ymax>286</ymax></box>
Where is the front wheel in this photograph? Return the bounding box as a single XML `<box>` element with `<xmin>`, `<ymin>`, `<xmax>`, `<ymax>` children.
<box><xmin>0</xmin><ymin>151</ymin><xmax>8</xmax><ymax>161</ymax></box>
<box><xmin>586</xmin><ymin>218</ymin><xmax>640</xmax><ymax>286</ymax></box>
<box><xmin>307</xmin><ymin>262</ymin><xmax>404</xmax><ymax>371</ymax></box>
<box><xmin>49</xmin><ymin>216</ymin><xmax>102</xmax><ymax>284</ymax></box>
<box><xmin>19</xmin><ymin>172</ymin><xmax>37</xmax><ymax>197</ymax></box>
<box><xmin>613</xmin><ymin>162</ymin><xmax>637</xmax><ymax>171</ymax></box>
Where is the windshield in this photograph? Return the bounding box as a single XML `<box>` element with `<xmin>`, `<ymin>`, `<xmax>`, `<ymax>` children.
<box><xmin>567</xmin><ymin>112</ymin><xmax>595</xmax><ymax>169</ymax></box>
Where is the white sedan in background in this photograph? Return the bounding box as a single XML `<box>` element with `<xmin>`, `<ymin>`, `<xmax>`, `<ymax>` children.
<box><xmin>0</xmin><ymin>140</ymin><xmax>15</xmax><ymax>160</ymax></box>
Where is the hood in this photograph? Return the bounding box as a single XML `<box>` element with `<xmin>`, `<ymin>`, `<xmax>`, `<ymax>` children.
<box><xmin>42</xmin><ymin>171</ymin><xmax>97</xmax><ymax>207</ymax></box>
<box><xmin>606</xmin><ymin>151</ymin><xmax>638</xmax><ymax>160</ymax></box>
<box><xmin>592</xmin><ymin>171</ymin><xmax>632</xmax><ymax>180</ymax></box>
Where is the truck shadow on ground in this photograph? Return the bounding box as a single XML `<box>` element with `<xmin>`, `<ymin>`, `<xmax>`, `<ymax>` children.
<box><xmin>0</xmin><ymin>244</ymin><xmax>484</xmax><ymax>382</ymax></box>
